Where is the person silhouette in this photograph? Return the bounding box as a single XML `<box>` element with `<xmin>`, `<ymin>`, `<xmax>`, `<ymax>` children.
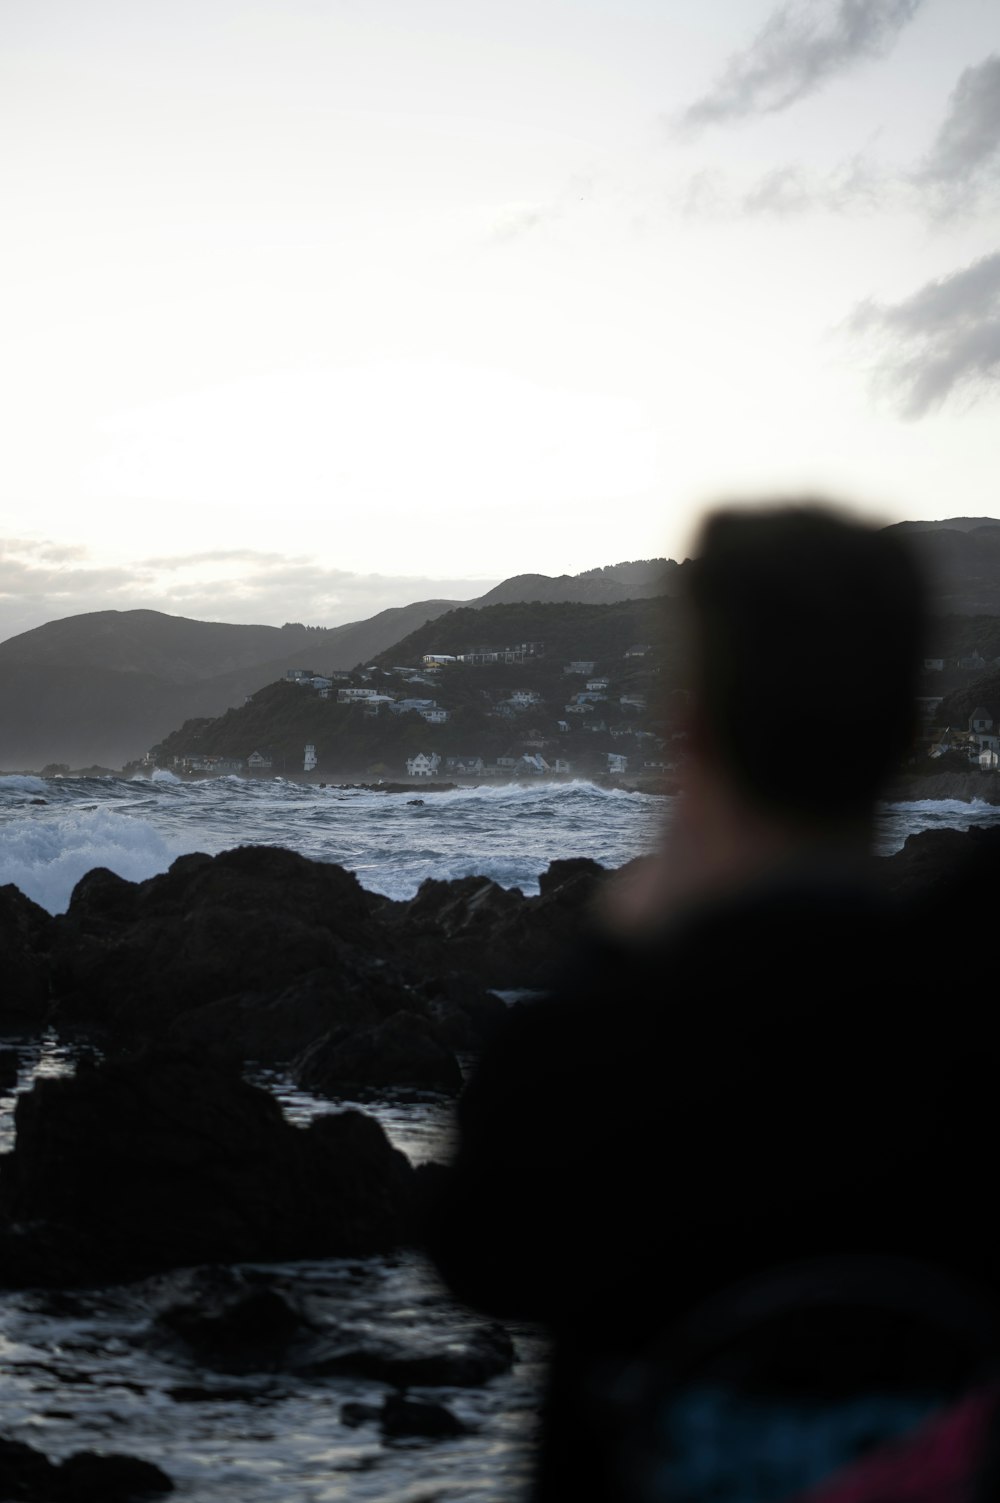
<box><xmin>427</xmin><ymin>504</ymin><xmax>1000</xmax><ymax>1502</ymax></box>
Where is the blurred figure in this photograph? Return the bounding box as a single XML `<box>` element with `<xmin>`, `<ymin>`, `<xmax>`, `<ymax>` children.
<box><xmin>428</xmin><ymin>504</ymin><xmax>1000</xmax><ymax>1503</ymax></box>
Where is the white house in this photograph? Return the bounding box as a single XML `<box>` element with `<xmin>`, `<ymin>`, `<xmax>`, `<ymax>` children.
<box><xmin>390</xmin><ymin>698</ymin><xmax>437</xmax><ymax>715</ymax></box>
<box><xmin>607</xmin><ymin>752</ymin><xmax>628</xmax><ymax>774</ymax></box>
<box><xmin>515</xmin><ymin>753</ymin><xmax>549</xmax><ymax>775</ymax></box>
<box><xmin>304</xmin><ymin>744</ymin><xmax>317</xmax><ymax>772</ymax></box>
<box><xmin>406</xmin><ymin>752</ymin><xmax>441</xmax><ymax>777</ymax></box>
<box><xmin>247</xmin><ymin>750</ymin><xmax>273</xmax><ymax>772</ymax></box>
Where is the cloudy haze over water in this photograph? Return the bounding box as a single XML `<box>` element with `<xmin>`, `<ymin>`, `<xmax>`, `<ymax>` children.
<box><xmin>2</xmin><ymin>0</ymin><xmax>998</xmax><ymax>640</ymax></box>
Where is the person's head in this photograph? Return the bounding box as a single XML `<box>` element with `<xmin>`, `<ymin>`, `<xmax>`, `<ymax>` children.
<box><xmin>683</xmin><ymin>503</ymin><xmax>926</xmax><ymax>833</ymax></box>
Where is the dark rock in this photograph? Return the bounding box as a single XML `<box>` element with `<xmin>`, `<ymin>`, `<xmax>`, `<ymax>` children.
<box><xmin>341</xmin><ymin>1400</ymin><xmax>382</xmax><ymax>1428</ymax></box>
<box><xmin>0</xmin><ymin>1047</ymin><xmax>19</xmax><ymax>1090</ymax></box>
<box><xmin>50</xmin><ymin>847</ymin><xmax>379</xmax><ymax>1035</ymax></box>
<box><xmin>155</xmin><ymin>1280</ymin><xmax>305</xmax><ymax>1370</ymax></box>
<box><xmin>0</xmin><ymin>1437</ymin><xmax>172</xmax><ymax>1500</ymax></box>
<box><xmin>0</xmin><ymin>884</ymin><xmax>54</xmax><ymax>1031</ymax></box>
<box><xmin>294</xmin><ymin>1011</ymin><xmax>463</xmax><ymax>1095</ymax></box>
<box><xmin>167</xmin><ymin>964</ymin><xmax>406</xmax><ymax>1062</ymax></box>
<box><xmin>417</xmin><ymin>975</ymin><xmax>507</xmax><ymax>1051</ymax></box>
<box><xmin>536</xmin><ymin>856</ymin><xmax>606</xmax><ymax>899</ymax></box>
<box><xmin>56</xmin><ymin>1451</ymin><xmax>174</xmax><ymax>1499</ymax></box>
<box><xmin>376</xmin><ymin>859</ymin><xmax>610</xmax><ymax>989</ymax></box>
<box><xmin>379</xmin><ymin>1394</ymin><xmax>470</xmax><ymax>1439</ymax></box>
<box><xmin>0</xmin><ymin>1045</ymin><xmax>414</xmax><ymax>1286</ymax></box>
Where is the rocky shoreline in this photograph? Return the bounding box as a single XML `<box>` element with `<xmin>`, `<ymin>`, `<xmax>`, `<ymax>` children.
<box><xmin>3</xmin><ymin>824</ymin><xmax>998</xmax><ymax>1494</ymax></box>
<box><xmin>886</xmin><ymin>770</ymin><xmax>1000</xmax><ymax>804</ymax></box>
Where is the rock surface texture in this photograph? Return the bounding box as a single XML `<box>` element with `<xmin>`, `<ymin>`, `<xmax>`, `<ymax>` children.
<box><xmin>0</xmin><ymin>1046</ymin><xmax>414</xmax><ymax>1287</ymax></box>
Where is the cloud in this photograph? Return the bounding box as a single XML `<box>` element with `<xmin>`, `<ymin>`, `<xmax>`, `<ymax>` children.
<box><xmin>914</xmin><ymin>54</ymin><xmax>1000</xmax><ymax>212</ymax></box>
<box><xmin>848</xmin><ymin>251</ymin><xmax>1000</xmax><ymax>415</ymax></box>
<box><xmin>0</xmin><ymin>539</ymin><xmax>496</xmax><ymax>644</ymax></box>
<box><xmin>746</xmin><ymin>153</ymin><xmax>890</xmax><ymax>214</ymax></box>
<box><xmin>682</xmin><ymin>0</ymin><xmax>924</xmax><ymax>128</ymax></box>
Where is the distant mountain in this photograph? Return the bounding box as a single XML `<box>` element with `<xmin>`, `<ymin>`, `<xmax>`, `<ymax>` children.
<box><xmin>0</xmin><ymin>559</ymin><xmax>677</xmax><ymax>768</ymax></box>
<box><xmin>476</xmin><ymin>559</ymin><xmax>682</xmax><ymax>607</ymax></box>
<box><xmin>884</xmin><ymin>519</ymin><xmax>1000</xmax><ymax>615</ymax></box>
<box><xmin>6</xmin><ymin>522</ymin><xmax>999</xmax><ymax>770</ymax></box>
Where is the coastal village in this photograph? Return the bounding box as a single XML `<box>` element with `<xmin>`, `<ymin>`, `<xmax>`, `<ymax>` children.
<box><xmin>144</xmin><ymin>622</ymin><xmax>1000</xmax><ymax>793</ymax></box>
<box><xmin>151</xmin><ymin>629</ymin><xmax>675</xmax><ymax>785</ymax></box>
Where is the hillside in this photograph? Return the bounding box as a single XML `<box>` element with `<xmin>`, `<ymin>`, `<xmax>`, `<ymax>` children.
<box><xmin>0</xmin><ymin>560</ymin><xmax>675</xmax><ymax>768</ymax></box>
<box><xmin>151</xmin><ymin>598</ymin><xmax>685</xmax><ymax>782</ymax></box>
<box><xmin>885</xmin><ymin>520</ymin><xmax>1000</xmax><ymax>615</ymax></box>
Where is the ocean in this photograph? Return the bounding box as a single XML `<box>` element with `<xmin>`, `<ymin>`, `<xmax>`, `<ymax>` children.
<box><xmin>3</xmin><ymin>771</ymin><xmax>1000</xmax><ymax>918</ymax></box>
<box><xmin>2</xmin><ymin>774</ymin><xmax>999</xmax><ymax>1501</ymax></box>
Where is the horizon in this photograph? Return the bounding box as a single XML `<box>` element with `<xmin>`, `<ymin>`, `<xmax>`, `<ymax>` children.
<box><xmin>3</xmin><ymin>1</ymin><xmax>999</xmax><ymax>641</ymax></box>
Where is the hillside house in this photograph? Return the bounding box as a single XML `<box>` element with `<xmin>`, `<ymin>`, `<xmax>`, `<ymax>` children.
<box><xmin>362</xmin><ymin>695</ymin><xmax>397</xmax><ymax>717</ymax></box>
<box><xmin>515</xmin><ymin>753</ymin><xmax>549</xmax><ymax>775</ymax></box>
<box><xmin>445</xmin><ymin>755</ymin><xmax>485</xmax><ymax>774</ymax></box>
<box><xmin>406</xmin><ymin>752</ymin><xmax>441</xmax><ymax>777</ymax></box>
<box><xmin>389</xmin><ymin>698</ymin><xmax>437</xmax><ymax>715</ymax></box>
<box><xmin>565</xmin><ymin>661</ymin><xmax>597</xmax><ymax>675</ymax></box>
<box><xmin>607</xmin><ymin>752</ymin><xmax>628</xmax><ymax>774</ymax></box>
<box><xmin>303</xmin><ymin>744</ymin><xmax>317</xmax><ymax>772</ymax></box>
<box><xmin>970</xmin><ymin>707</ymin><xmax>994</xmax><ymax>734</ymax></box>
<box><xmin>457</xmin><ymin>642</ymin><xmax>542</xmax><ymax>665</ymax></box>
<box><xmin>247</xmin><ymin>751</ymin><xmax>273</xmax><ymax>772</ymax></box>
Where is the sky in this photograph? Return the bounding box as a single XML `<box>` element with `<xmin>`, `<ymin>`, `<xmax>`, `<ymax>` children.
<box><xmin>2</xmin><ymin>0</ymin><xmax>998</xmax><ymax>640</ymax></box>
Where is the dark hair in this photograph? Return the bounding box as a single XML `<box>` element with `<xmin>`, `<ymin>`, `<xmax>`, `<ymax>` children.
<box><xmin>686</xmin><ymin>504</ymin><xmax>926</xmax><ymax>823</ymax></box>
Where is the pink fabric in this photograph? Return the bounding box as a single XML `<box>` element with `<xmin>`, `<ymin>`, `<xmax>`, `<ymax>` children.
<box><xmin>787</xmin><ymin>1386</ymin><xmax>999</xmax><ymax>1503</ymax></box>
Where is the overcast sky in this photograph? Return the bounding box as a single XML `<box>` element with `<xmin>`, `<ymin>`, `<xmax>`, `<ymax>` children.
<box><xmin>2</xmin><ymin>0</ymin><xmax>998</xmax><ymax>639</ymax></box>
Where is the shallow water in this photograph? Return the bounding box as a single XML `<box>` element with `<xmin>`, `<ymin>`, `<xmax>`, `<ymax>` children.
<box><xmin>0</xmin><ymin>1042</ymin><xmax>546</xmax><ymax>1503</ymax></box>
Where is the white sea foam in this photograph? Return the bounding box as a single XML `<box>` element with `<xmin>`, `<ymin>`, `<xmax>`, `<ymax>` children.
<box><xmin>0</xmin><ymin>806</ymin><xmax>192</xmax><ymax>914</ymax></box>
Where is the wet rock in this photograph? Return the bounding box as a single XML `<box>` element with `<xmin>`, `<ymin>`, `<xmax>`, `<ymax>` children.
<box><xmin>417</xmin><ymin>975</ymin><xmax>507</xmax><ymax>1052</ymax></box>
<box><xmin>0</xmin><ymin>884</ymin><xmax>54</xmax><ymax>1031</ymax></box>
<box><xmin>155</xmin><ymin>1281</ymin><xmax>306</xmax><ymax>1370</ymax></box>
<box><xmin>379</xmin><ymin>1394</ymin><xmax>470</xmax><ymax>1439</ymax></box>
<box><xmin>339</xmin><ymin>1396</ymin><xmax>470</xmax><ymax>1439</ymax></box>
<box><xmin>50</xmin><ymin>846</ymin><xmax>379</xmax><ymax>1035</ymax></box>
<box><xmin>0</xmin><ymin>1047</ymin><xmax>20</xmax><ymax>1090</ymax></box>
<box><xmin>166</xmin><ymin>963</ymin><xmax>407</xmax><ymax>1062</ymax></box>
<box><xmin>0</xmin><ymin>1437</ymin><xmax>172</xmax><ymax>1500</ymax></box>
<box><xmin>376</xmin><ymin>858</ymin><xmax>609</xmax><ymax>989</ymax></box>
<box><xmin>294</xmin><ymin>1011</ymin><xmax>463</xmax><ymax>1095</ymax></box>
<box><xmin>0</xmin><ymin>1045</ymin><xmax>415</xmax><ymax>1286</ymax></box>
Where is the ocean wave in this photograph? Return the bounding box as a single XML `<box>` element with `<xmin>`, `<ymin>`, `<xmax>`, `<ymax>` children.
<box><xmin>0</xmin><ymin>807</ymin><xmax>194</xmax><ymax>915</ymax></box>
<box><xmin>0</xmin><ymin>774</ymin><xmax>47</xmax><ymax>798</ymax></box>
